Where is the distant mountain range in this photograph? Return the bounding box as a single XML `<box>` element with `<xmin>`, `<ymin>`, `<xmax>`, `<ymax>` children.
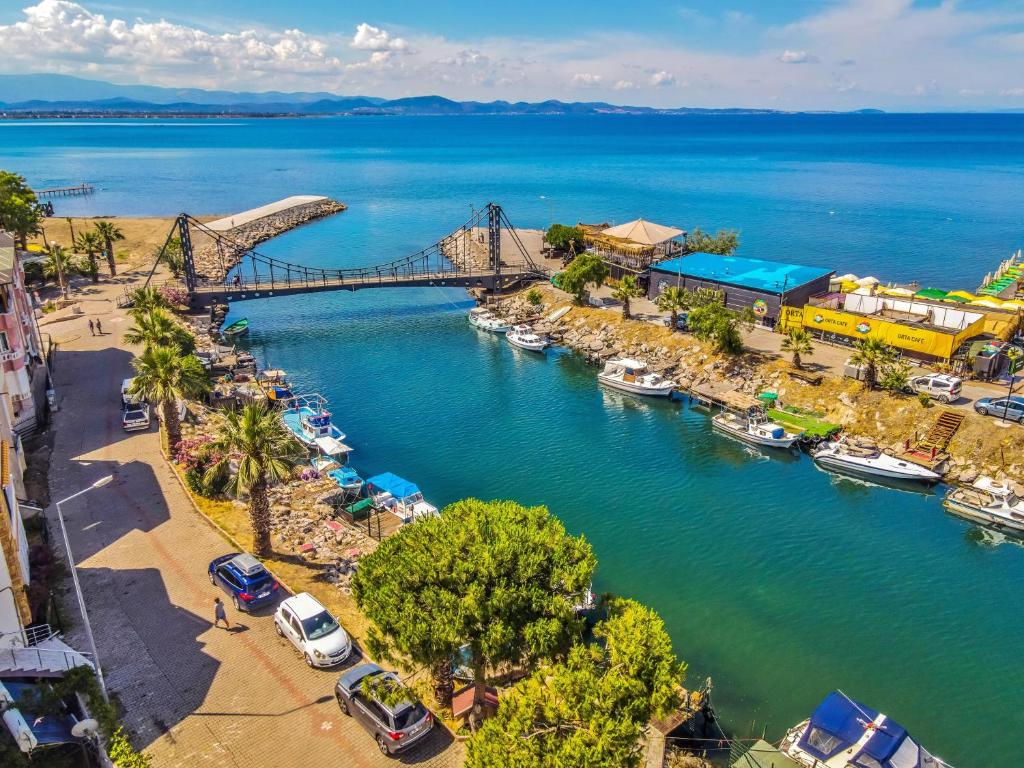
<box><xmin>0</xmin><ymin>74</ymin><xmax>884</xmax><ymax>116</ymax></box>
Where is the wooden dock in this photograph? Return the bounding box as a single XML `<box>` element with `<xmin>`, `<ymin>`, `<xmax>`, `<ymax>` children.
<box><xmin>687</xmin><ymin>379</ymin><xmax>760</xmax><ymax>411</ymax></box>
<box><xmin>36</xmin><ymin>183</ymin><xmax>94</xmax><ymax>198</ymax></box>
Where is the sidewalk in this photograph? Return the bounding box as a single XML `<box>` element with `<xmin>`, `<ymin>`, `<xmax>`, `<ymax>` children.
<box><xmin>45</xmin><ymin>273</ymin><xmax>463</xmax><ymax>767</ymax></box>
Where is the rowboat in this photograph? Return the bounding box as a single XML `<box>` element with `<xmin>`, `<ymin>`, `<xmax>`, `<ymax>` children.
<box><xmin>221</xmin><ymin>318</ymin><xmax>249</xmax><ymax>337</ymax></box>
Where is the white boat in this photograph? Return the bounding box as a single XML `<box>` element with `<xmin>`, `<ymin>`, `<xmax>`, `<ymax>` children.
<box><xmin>780</xmin><ymin>690</ymin><xmax>949</xmax><ymax>768</ymax></box>
<box><xmin>943</xmin><ymin>476</ymin><xmax>1024</xmax><ymax>533</ymax></box>
<box><xmin>281</xmin><ymin>394</ymin><xmax>346</xmax><ymax>446</ymax></box>
<box><xmin>468</xmin><ymin>307</ymin><xmax>511</xmax><ymax>333</ymax></box>
<box><xmin>506</xmin><ymin>324</ymin><xmax>549</xmax><ymax>351</ymax></box>
<box><xmin>812</xmin><ymin>440</ymin><xmax>941</xmax><ymax>483</ymax></box>
<box><xmin>597</xmin><ymin>358</ymin><xmax>675</xmax><ymax>397</ymax></box>
<box><xmin>712</xmin><ymin>410</ymin><xmax>800</xmax><ymax>448</ymax></box>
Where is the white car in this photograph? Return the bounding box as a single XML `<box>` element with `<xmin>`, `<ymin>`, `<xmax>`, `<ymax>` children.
<box><xmin>122</xmin><ymin>402</ymin><xmax>150</xmax><ymax>432</ymax></box>
<box><xmin>905</xmin><ymin>373</ymin><xmax>962</xmax><ymax>403</ymax></box>
<box><xmin>274</xmin><ymin>593</ymin><xmax>352</xmax><ymax>668</ymax></box>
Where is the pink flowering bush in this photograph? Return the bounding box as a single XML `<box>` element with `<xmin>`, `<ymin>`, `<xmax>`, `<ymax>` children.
<box><xmin>159</xmin><ymin>284</ymin><xmax>191</xmax><ymax>308</ymax></box>
<box><xmin>174</xmin><ymin>436</ymin><xmax>226</xmax><ymax>496</ymax></box>
<box><xmin>300</xmin><ymin>467</ymin><xmax>319</xmax><ymax>481</ymax></box>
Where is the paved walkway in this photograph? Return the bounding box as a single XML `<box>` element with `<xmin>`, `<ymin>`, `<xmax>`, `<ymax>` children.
<box><xmin>44</xmin><ymin>274</ymin><xmax>462</xmax><ymax>767</ymax></box>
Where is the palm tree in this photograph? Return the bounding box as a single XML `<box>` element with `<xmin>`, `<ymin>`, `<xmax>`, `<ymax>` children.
<box><xmin>124</xmin><ymin>308</ymin><xmax>195</xmax><ymax>353</ymax></box>
<box><xmin>73</xmin><ymin>231</ymin><xmax>103</xmax><ymax>283</ymax></box>
<box><xmin>129</xmin><ymin>345</ymin><xmax>208</xmax><ymax>455</ymax></box>
<box><xmin>43</xmin><ymin>244</ymin><xmax>75</xmax><ymax>298</ymax></box>
<box><xmin>849</xmin><ymin>337</ymin><xmax>896</xmax><ymax>389</ymax></box>
<box><xmin>781</xmin><ymin>328</ymin><xmax>814</xmax><ymax>370</ymax></box>
<box><xmin>93</xmin><ymin>221</ymin><xmax>125</xmax><ymax>276</ymax></box>
<box><xmin>611</xmin><ymin>274</ymin><xmax>644</xmax><ymax>319</ymax></box>
<box><xmin>126</xmin><ymin>286</ymin><xmax>170</xmax><ymax>317</ymax></box>
<box><xmin>204</xmin><ymin>403</ymin><xmax>302</xmax><ymax>556</ymax></box>
<box><xmin>655</xmin><ymin>286</ymin><xmax>687</xmax><ymax>330</ymax></box>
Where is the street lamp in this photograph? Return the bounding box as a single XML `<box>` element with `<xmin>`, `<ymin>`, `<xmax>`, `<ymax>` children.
<box><xmin>54</xmin><ymin>474</ymin><xmax>113</xmax><ymax>702</ymax></box>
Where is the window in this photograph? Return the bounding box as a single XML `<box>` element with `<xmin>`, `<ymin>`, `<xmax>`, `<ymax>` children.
<box><xmin>0</xmin><ymin>332</ymin><xmax>9</xmax><ymax>353</ymax></box>
<box><xmin>367</xmin><ymin>701</ymin><xmax>391</xmax><ymax>726</ymax></box>
<box><xmin>301</xmin><ymin>610</ymin><xmax>339</xmax><ymax>641</ymax></box>
<box><xmin>806</xmin><ymin>727</ymin><xmax>841</xmax><ymax>756</ymax></box>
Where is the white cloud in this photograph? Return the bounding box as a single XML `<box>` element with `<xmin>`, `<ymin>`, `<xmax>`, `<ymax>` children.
<box><xmin>351</xmin><ymin>22</ymin><xmax>408</xmax><ymax>53</ymax></box>
<box><xmin>571</xmin><ymin>73</ymin><xmax>602</xmax><ymax>87</ymax></box>
<box><xmin>779</xmin><ymin>49</ymin><xmax>815</xmax><ymax>64</ymax></box>
<box><xmin>613</xmin><ymin>80</ymin><xmax>637</xmax><ymax>90</ymax></box>
<box><xmin>649</xmin><ymin>70</ymin><xmax>676</xmax><ymax>87</ymax></box>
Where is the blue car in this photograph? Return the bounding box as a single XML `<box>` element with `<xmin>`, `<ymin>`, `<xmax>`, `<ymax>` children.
<box><xmin>208</xmin><ymin>553</ymin><xmax>280</xmax><ymax>611</ymax></box>
<box><xmin>975</xmin><ymin>395</ymin><xmax>1024</xmax><ymax>424</ymax></box>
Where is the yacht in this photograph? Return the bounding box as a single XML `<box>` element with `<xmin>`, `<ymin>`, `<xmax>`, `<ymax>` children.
<box><xmin>812</xmin><ymin>439</ymin><xmax>941</xmax><ymax>483</ymax></box>
<box><xmin>712</xmin><ymin>410</ymin><xmax>801</xmax><ymax>448</ymax></box>
<box><xmin>506</xmin><ymin>324</ymin><xmax>549</xmax><ymax>351</ymax></box>
<box><xmin>597</xmin><ymin>358</ymin><xmax>675</xmax><ymax>397</ymax></box>
<box><xmin>468</xmin><ymin>307</ymin><xmax>511</xmax><ymax>333</ymax></box>
<box><xmin>943</xmin><ymin>476</ymin><xmax>1024</xmax><ymax>534</ymax></box>
<box><xmin>780</xmin><ymin>691</ymin><xmax>949</xmax><ymax>768</ymax></box>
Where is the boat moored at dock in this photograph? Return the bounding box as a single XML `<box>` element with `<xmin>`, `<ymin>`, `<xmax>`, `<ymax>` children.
<box><xmin>365</xmin><ymin>472</ymin><xmax>439</xmax><ymax>523</ymax></box>
<box><xmin>597</xmin><ymin>358</ymin><xmax>675</xmax><ymax>397</ymax></box>
<box><xmin>221</xmin><ymin>317</ymin><xmax>249</xmax><ymax>338</ymax></box>
<box><xmin>506</xmin><ymin>324</ymin><xmax>550</xmax><ymax>351</ymax></box>
<box><xmin>812</xmin><ymin>439</ymin><xmax>942</xmax><ymax>483</ymax></box>
<box><xmin>944</xmin><ymin>476</ymin><xmax>1024</xmax><ymax>534</ymax></box>
<box><xmin>712</xmin><ymin>410</ymin><xmax>801</xmax><ymax>448</ymax></box>
<box><xmin>281</xmin><ymin>393</ymin><xmax>347</xmax><ymax>446</ymax></box>
<box><xmin>328</xmin><ymin>466</ymin><xmax>364</xmax><ymax>494</ymax></box>
<box><xmin>780</xmin><ymin>690</ymin><xmax>949</xmax><ymax>768</ymax></box>
<box><xmin>468</xmin><ymin>307</ymin><xmax>511</xmax><ymax>333</ymax></box>
<box><xmin>257</xmin><ymin>369</ymin><xmax>293</xmax><ymax>402</ymax></box>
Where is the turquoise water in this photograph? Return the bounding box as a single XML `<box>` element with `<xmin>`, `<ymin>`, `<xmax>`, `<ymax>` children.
<box><xmin>4</xmin><ymin>115</ymin><xmax>1024</xmax><ymax>766</ymax></box>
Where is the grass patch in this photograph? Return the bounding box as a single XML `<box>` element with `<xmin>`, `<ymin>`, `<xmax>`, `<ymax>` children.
<box><xmin>768</xmin><ymin>408</ymin><xmax>841</xmax><ymax>438</ymax></box>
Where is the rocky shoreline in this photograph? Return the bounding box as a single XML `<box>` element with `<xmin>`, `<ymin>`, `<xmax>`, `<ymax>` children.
<box><xmin>193</xmin><ymin>197</ymin><xmax>346</xmax><ymax>280</ymax></box>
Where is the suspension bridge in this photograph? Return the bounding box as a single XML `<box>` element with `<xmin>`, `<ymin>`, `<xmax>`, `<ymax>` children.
<box><xmin>147</xmin><ymin>203</ymin><xmax>547</xmax><ymax>309</ymax></box>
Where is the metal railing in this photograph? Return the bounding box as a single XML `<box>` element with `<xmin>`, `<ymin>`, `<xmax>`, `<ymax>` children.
<box><xmin>0</xmin><ymin>643</ymin><xmax>92</xmax><ymax>674</ymax></box>
<box><xmin>0</xmin><ymin>623</ymin><xmax>57</xmax><ymax>648</ymax></box>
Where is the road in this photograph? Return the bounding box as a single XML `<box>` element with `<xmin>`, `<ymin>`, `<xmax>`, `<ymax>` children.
<box><xmin>44</xmin><ymin>274</ymin><xmax>463</xmax><ymax>767</ymax></box>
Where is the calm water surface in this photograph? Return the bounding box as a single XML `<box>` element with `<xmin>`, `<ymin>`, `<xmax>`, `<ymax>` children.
<box><xmin>4</xmin><ymin>115</ymin><xmax>1024</xmax><ymax>766</ymax></box>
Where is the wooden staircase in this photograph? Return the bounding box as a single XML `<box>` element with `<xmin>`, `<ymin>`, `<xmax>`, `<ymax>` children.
<box><xmin>918</xmin><ymin>410</ymin><xmax>965</xmax><ymax>453</ymax></box>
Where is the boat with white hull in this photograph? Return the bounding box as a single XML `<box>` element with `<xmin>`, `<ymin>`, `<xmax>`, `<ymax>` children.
<box><xmin>812</xmin><ymin>440</ymin><xmax>941</xmax><ymax>483</ymax></box>
<box><xmin>468</xmin><ymin>307</ymin><xmax>511</xmax><ymax>333</ymax></box>
<box><xmin>712</xmin><ymin>411</ymin><xmax>800</xmax><ymax>448</ymax></box>
<box><xmin>597</xmin><ymin>358</ymin><xmax>675</xmax><ymax>397</ymax></box>
<box><xmin>506</xmin><ymin>324</ymin><xmax>549</xmax><ymax>351</ymax></box>
<box><xmin>281</xmin><ymin>393</ymin><xmax>347</xmax><ymax>447</ymax></box>
<box><xmin>944</xmin><ymin>476</ymin><xmax>1024</xmax><ymax>533</ymax></box>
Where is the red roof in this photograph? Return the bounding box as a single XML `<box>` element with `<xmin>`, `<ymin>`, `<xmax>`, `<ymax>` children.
<box><xmin>451</xmin><ymin>685</ymin><xmax>499</xmax><ymax>719</ymax></box>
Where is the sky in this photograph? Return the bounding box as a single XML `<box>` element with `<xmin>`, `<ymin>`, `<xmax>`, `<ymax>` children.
<box><xmin>2</xmin><ymin>0</ymin><xmax>1024</xmax><ymax>109</ymax></box>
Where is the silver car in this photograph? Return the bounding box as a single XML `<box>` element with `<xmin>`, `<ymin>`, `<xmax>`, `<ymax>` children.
<box><xmin>335</xmin><ymin>663</ymin><xmax>433</xmax><ymax>755</ymax></box>
<box><xmin>905</xmin><ymin>373</ymin><xmax>962</xmax><ymax>403</ymax></box>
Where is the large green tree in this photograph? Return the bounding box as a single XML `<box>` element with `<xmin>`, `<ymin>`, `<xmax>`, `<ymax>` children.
<box><xmin>466</xmin><ymin>599</ymin><xmax>685</xmax><ymax>768</ymax></box>
<box><xmin>685</xmin><ymin>227</ymin><xmax>739</xmax><ymax>255</ymax></box>
<box><xmin>204</xmin><ymin>402</ymin><xmax>302</xmax><ymax>556</ymax></box>
<box><xmin>0</xmin><ymin>171</ymin><xmax>43</xmax><ymax>248</ymax></box>
<box><xmin>781</xmin><ymin>328</ymin><xmax>814</xmax><ymax>370</ymax></box>
<box><xmin>74</xmin><ymin>230</ymin><xmax>103</xmax><ymax>283</ymax></box>
<box><xmin>688</xmin><ymin>299</ymin><xmax>754</xmax><ymax>354</ymax></box>
<box><xmin>545</xmin><ymin>224</ymin><xmax>586</xmax><ymax>253</ymax></box>
<box><xmin>129</xmin><ymin>345</ymin><xmax>208</xmax><ymax>455</ymax></box>
<box><xmin>127</xmin><ymin>286</ymin><xmax>170</xmax><ymax>316</ymax></box>
<box><xmin>43</xmin><ymin>244</ymin><xmax>76</xmax><ymax>298</ymax></box>
<box><xmin>558</xmin><ymin>253</ymin><xmax>609</xmax><ymax>305</ymax></box>
<box><xmin>124</xmin><ymin>308</ymin><xmax>195</xmax><ymax>354</ymax></box>
<box><xmin>849</xmin><ymin>337</ymin><xmax>897</xmax><ymax>389</ymax></box>
<box><xmin>655</xmin><ymin>286</ymin><xmax>688</xmax><ymax>330</ymax></box>
<box><xmin>611</xmin><ymin>275</ymin><xmax>644</xmax><ymax>320</ymax></box>
<box><xmin>93</xmin><ymin>220</ymin><xmax>125</xmax><ymax>276</ymax></box>
<box><xmin>353</xmin><ymin>499</ymin><xmax>596</xmax><ymax>720</ymax></box>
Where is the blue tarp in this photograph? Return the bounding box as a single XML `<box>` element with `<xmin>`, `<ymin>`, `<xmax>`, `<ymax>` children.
<box><xmin>799</xmin><ymin>691</ymin><xmax>878</xmax><ymax>760</ymax></box>
<box><xmin>859</xmin><ymin>719</ymin><xmax>909</xmax><ymax>763</ymax></box>
<box><xmin>652</xmin><ymin>252</ymin><xmax>833</xmax><ymax>293</ymax></box>
<box><xmin>365</xmin><ymin>471</ymin><xmax>420</xmax><ymax>500</ymax></box>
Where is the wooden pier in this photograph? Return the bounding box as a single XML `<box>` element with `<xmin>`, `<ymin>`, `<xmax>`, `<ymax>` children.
<box><xmin>36</xmin><ymin>183</ymin><xmax>94</xmax><ymax>198</ymax></box>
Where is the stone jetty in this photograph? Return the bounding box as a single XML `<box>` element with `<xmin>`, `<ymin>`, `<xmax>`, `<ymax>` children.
<box><xmin>193</xmin><ymin>195</ymin><xmax>346</xmax><ymax>280</ymax></box>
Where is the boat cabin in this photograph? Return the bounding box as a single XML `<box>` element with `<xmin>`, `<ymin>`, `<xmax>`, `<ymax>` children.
<box><xmin>364</xmin><ymin>472</ymin><xmax>439</xmax><ymax>523</ymax></box>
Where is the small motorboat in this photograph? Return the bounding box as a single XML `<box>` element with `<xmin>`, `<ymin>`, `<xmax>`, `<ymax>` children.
<box><xmin>712</xmin><ymin>410</ymin><xmax>800</xmax><ymax>448</ymax></box>
<box><xmin>468</xmin><ymin>307</ymin><xmax>511</xmax><ymax>333</ymax></box>
<box><xmin>506</xmin><ymin>324</ymin><xmax>549</xmax><ymax>352</ymax></box>
<box><xmin>812</xmin><ymin>439</ymin><xmax>941</xmax><ymax>483</ymax></box>
<box><xmin>597</xmin><ymin>358</ymin><xmax>675</xmax><ymax>397</ymax></box>
<box><xmin>281</xmin><ymin>394</ymin><xmax>346</xmax><ymax>446</ymax></box>
<box><xmin>257</xmin><ymin>369</ymin><xmax>293</xmax><ymax>402</ymax></box>
<box><xmin>780</xmin><ymin>690</ymin><xmax>948</xmax><ymax>768</ymax></box>
<box><xmin>944</xmin><ymin>476</ymin><xmax>1024</xmax><ymax>533</ymax></box>
<box><xmin>328</xmin><ymin>466</ymin><xmax>364</xmax><ymax>493</ymax></box>
<box><xmin>221</xmin><ymin>318</ymin><xmax>249</xmax><ymax>338</ymax></box>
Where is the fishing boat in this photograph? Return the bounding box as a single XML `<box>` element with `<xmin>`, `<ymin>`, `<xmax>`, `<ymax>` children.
<box><xmin>597</xmin><ymin>358</ymin><xmax>675</xmax><ymax>397</ymax></box>
<box><xmin>943</xmin><ymin>476</ymin><xmax>1024</xmax><ymax>533</ymax></box>
<box><xmin>309</xmin><ymin>435</ymin><xmax>353</xmax><ymax>474</ymax></box>
<box><xmin>712</xmin><ymin>410</ymin><xmax>801</xmax><ymax>448</ymax></box>
<box><xmin>221</xmin><ymin>318</ymin><xmax>249</xmax><ymax>338</ymax></box>
<box><xmin>780</xmin><ymin>690</ymin><xmax>949</xmax><ymax>768</ymax></box>
<box><xmin>468</xmin><ymin>307</ymin><xmax>511</xmax><ymax>333</ymax></box>
<box><xmin>328</xmin><ymin>466</ymin><xmax>364</xmax><ymax>494</ymax></box>
<box><xmin>281</xmin><ymin>394</ymin><xmax>346</xmax><ymax>446</ymax></box>
<box><xmin>812</xmin><ymin>439</ymin><xmax>941</xmax><ymax>483</ymax></box>
<box><xmin>506</xmin><ymin>324</ymin><xmax>549</xmax><ymax>352</ymax></box>
<box><xmin>257</xmin><ymin>369</ymin><xmax>293</xmax><ymax>402</ymax></box>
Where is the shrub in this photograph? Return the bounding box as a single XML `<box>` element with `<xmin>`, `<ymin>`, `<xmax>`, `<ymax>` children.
<box><xmin>158</xmin><ymin>284</ymin><xmax>191</xmax><ymax>308</ymax></box>
<box><xmin>545</xmin><ymin>223</ymin><xmax>585</xmax><ymax>253</ymax></box>
<box><xmin>918</xmin><ymin>391</ymin><xmax>933</xmax><ymax>407</ymax></box>
<box><xmin>109</xmin><ymin>728</ymin><xmax>152</xmax><ymax>768</ymax></box>
<box><xmin>525</xmin><ymin>288</ymin><xmax>543</xmax><ymax>306</ymax></box>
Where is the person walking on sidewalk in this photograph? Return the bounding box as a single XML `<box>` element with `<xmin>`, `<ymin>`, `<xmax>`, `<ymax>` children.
<box><xmin>214</xmin><ymin>597</ymin><xmax>231</xmax><ymax>630</ymax></box>
<box><xmin>95</xmin><ymin>318</ymin><xmax>103</xmax><ymax>335</ymax></box>
<box><xmin>88</xmin><ymin>319</ymin><xmax>95</xmax><ymax>336</ymax></box>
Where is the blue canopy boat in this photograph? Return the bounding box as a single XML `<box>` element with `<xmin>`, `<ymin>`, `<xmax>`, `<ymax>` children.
<box><xmin>364</xmin><ymin>472</ymin><xmax>439</xmax><ymax>523</ymax></box>
<box><xmin>328</xmin><ymin>466</ymin><xmax>363</xmax><ymax>493</ymax></box>
<box><xmin>779</xmin><ymin>691</ymin><xmax>949</xmax><ymax>768</ymax></box>
<box><xmin>280</xmin><ymin>393</ymin><xmax>346</xmax><ymax>446</ymax></box>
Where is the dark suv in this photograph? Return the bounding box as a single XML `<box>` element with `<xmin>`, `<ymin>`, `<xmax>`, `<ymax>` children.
<box><xmin>207</xmin><ymin>553</ymin><xmax>279</xmax><ymax>611</ymax></box>
<box><xmin>335</xmin><ymin>663</ymin><xmax>433</xmax><ymax>755</ymax></box>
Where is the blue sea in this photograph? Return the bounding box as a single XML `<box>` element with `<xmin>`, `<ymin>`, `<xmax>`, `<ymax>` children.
<box><xmin>4</xmin><ymin>114</ymin><xmax>1024</xmax><ymax>767</ymax></box>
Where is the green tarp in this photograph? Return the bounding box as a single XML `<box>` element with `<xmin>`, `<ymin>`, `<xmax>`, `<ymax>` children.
<box><xmin>346</xmin><ymin>498</ymin><xmax>374</xmax><ymax>520</ymax></box>
<box><xmin>914</xmin><ymin>287</ymin><xmax>948</xmax><ymax>300</ymax></box>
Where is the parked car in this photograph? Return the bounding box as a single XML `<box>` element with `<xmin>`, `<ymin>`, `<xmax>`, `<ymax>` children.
<box><xmin>335</xmin><ymin>663</ymin><xmax>433</xmax><ymax>755</ymax></box>
<box><xmin>904</xmin><ymin>373</ymin><xmax>962</xmax><ymax>403</ymax></box>
<box><xmin>121</xmin><ymin>377</ymin><xmax>142</xmax><ymax>408</ymax></box>
<box><xmin>122</xmin><ymin>402</ymin><xmax>151</xmax><ymax>432</ymax></box>
<box><xmin>208</xmin><ymin>552</ymin><xmax>279</xmax><ymax>611</ymax></box>
<box><xmin>274</xmin><ymin>592</ymin><xmax>352</xmax><ymax>667</ymax></box>
<box><xmin>975</xmin><ymin>395</ymin><xmax>1024</xmax><ymax>423</ymax></box>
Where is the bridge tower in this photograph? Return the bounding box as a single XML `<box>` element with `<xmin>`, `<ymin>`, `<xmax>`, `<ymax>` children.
<box><xmin>487</xmin><ymin>203</ymin><xmax>501</xmax><ymax>282</ymax></box>
<box><xmin>177</xmin><ymin>214</ymin><xmax>197</xmax><ymax>292</ymax></box>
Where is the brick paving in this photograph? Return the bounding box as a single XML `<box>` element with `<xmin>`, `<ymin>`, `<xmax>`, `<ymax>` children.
<box><xmin>44</xmin><ymin>278</ymin><xmax>464</xmax><ymax>767</ymax></box>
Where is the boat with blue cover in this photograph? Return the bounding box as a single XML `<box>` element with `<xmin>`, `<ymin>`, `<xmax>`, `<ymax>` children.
<box><xmin>328</xmin><ymin>466</ymin><xmax>363</xmax><ymax>493</ymax></box>
<box><xmin>281</xmin><ymin>393</ymin><xmax>346</xmax><ymax>447</ymax></box>
<box><xmin>780</xmin><ymin>690</ymin><xmax>949</xmax><ymax>768</ymax></box>
<box><xmin>257</xmin><ymin>369</ymin><xmax>293</xmax><ymax>402</ymax></box>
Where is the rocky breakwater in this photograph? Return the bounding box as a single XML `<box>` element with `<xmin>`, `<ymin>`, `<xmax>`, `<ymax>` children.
<box><xmin>193</xmin><ymin>197</ymin><xmax>347</xmax><ymax>281</ymax></box>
